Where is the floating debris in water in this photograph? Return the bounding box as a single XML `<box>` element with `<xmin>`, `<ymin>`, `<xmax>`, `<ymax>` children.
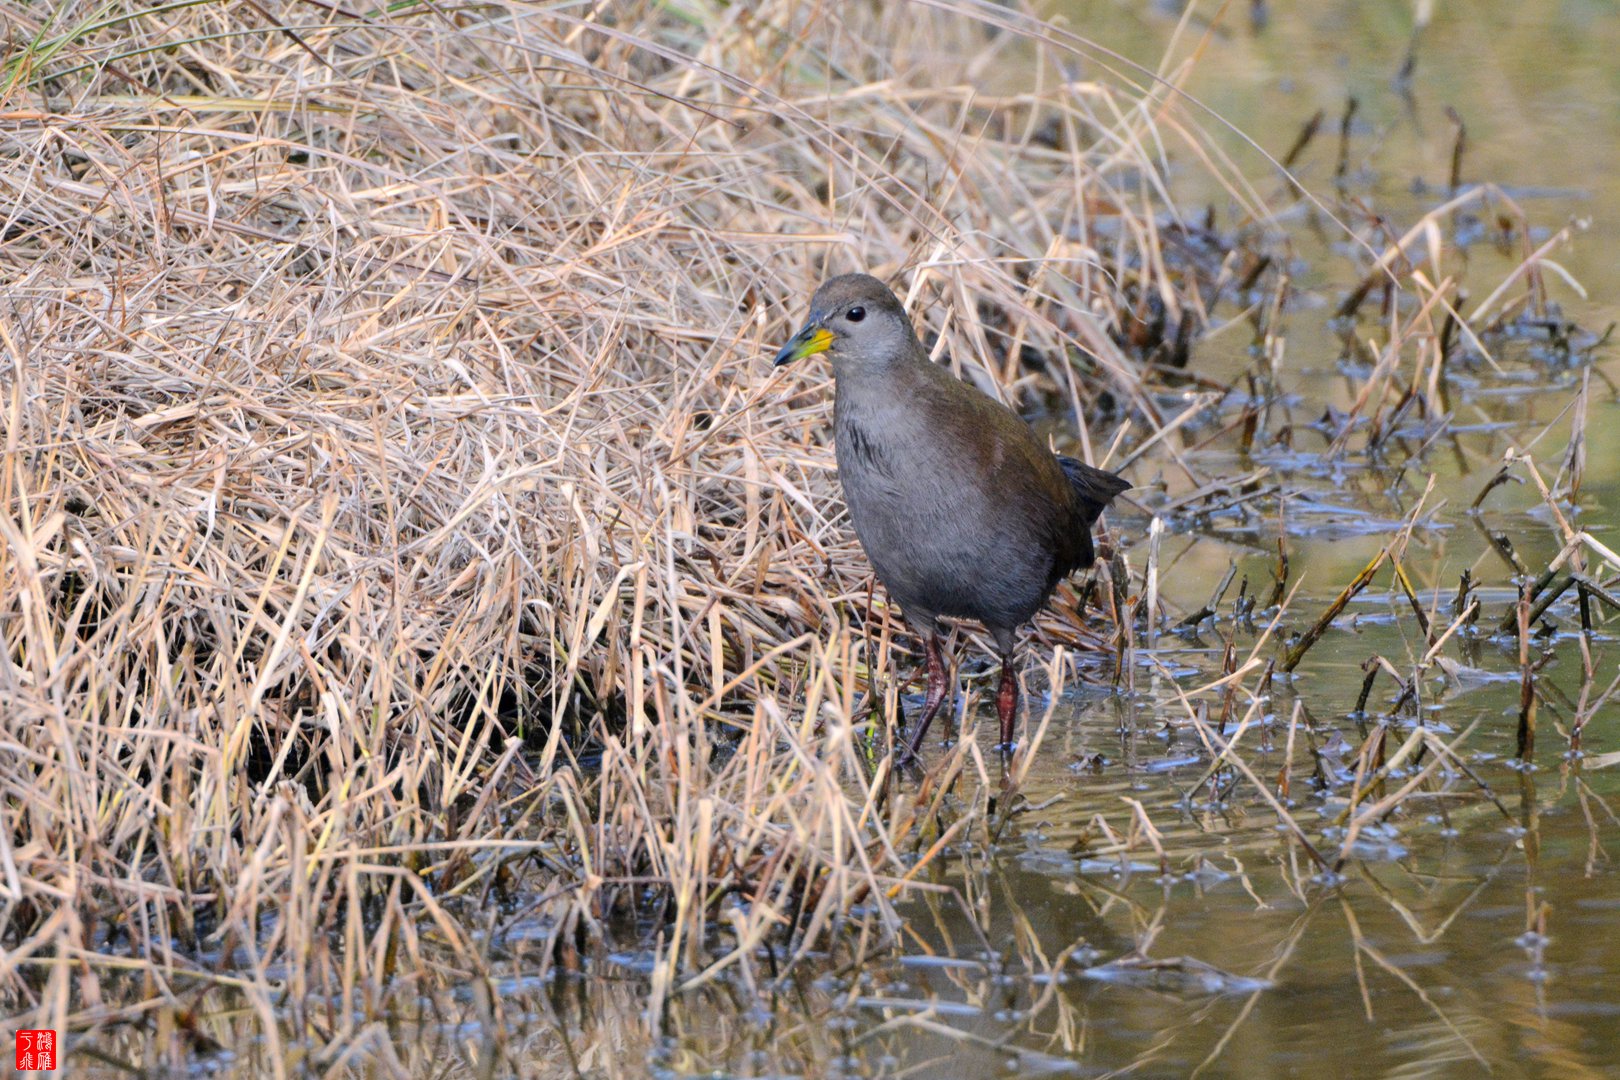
<box><xmin>1080</xmin><ymin>956</ymin><xmax>1274</xmax><ymax>996</ymax></box>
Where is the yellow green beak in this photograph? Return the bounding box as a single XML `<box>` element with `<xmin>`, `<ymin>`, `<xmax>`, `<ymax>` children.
<box><xmin>773</xmin><ymin>323</ymin><xmax>834</xmax><ymax>367</ymax></box>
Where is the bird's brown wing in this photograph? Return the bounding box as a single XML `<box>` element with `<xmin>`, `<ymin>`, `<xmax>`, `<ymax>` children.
<box><xmin>908</xmin><ymin>360</ymin><xmax>1097</xmax><ymax>580</ymax></box>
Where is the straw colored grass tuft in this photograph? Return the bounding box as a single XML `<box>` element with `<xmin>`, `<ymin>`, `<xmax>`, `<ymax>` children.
<box><xmin>0</xmin><ymin>0</ymin><xmax>1234</xmax><ymax>1055</ymax></box>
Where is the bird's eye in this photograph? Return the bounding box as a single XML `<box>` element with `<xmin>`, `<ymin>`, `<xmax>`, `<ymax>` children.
<box><xmin>846</xmin><ymin>306</ymin><xmax>865</xmax><ymax>323</ymax></box>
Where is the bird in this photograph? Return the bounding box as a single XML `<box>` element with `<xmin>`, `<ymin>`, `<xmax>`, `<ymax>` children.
<box><xmin>773</xmin><ymin>273</ymin><xmax>1129</xmax><ymax>756</ymax></box>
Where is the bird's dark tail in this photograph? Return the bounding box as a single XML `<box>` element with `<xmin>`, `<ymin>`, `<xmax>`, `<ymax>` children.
<box><xmin>1057</xmin><ymin>456</ymin><xmax>1130</xmax><ymax>527</ymax></box>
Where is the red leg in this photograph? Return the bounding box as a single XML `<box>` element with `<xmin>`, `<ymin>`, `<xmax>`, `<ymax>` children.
<box><xmin>904</xmin><ymin>633</ymin><xmax>949</xmax><ymax>758</ymax></box>
<box><xmin>997</xmin><ymin>652</ymin><xmax>1019</xmax><ymax>751</ymax></box>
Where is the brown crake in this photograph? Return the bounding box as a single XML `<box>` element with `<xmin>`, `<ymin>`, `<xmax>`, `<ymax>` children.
<box><xmin>774</xmin><ymin>273</ymin><xmax>1129</xmax><ymax>755</ymax></box>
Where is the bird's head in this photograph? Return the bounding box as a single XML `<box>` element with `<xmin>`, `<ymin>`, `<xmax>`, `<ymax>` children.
<box><xmin>773</xmin><ymin>273</ymin><xmax>919</xmax><ymax>370</ymax></box>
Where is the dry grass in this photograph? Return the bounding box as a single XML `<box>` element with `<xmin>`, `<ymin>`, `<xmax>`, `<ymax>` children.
<box><xmin>0</xmin><ymin>1</ymin><xmax>1605</xmax><ymax>1074</ymax></box>
<box><xmin>0</xmin><ymin>0</ymin><xmax>1244</xmax><ymax>1061</ymax></box>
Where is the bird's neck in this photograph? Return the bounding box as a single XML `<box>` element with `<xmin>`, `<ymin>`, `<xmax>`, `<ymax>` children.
<box><xmin>830</xmin><ymin>347</ymin><xmax>926</xmax><ymax>387</ymax></box>
<box><xmin>832</xmin><ymin>354</ymin><xmax>930</xmax><ymax>433</ymax></box>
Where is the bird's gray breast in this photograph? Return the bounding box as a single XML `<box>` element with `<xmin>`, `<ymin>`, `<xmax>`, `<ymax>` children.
<box><xmin>832</xmin><ymin>384</ymin><xmax>1054</xmax><ymax>630</ymax></box>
